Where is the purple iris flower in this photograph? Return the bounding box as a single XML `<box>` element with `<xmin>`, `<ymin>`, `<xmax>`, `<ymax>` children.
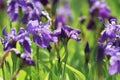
<box><xmin>7</xmin><ymin>0</ymin><xmax>42</xmax><ymax>23</ymax></box>
<box><xmin>105</xmin><ymin>42</ymin><xmax>120</xmax><ymax>55</ymax></box>
<box><xmin>22</xmin><ymin>1</ymin><xmax>42</xmax><ymax>24</ymax></box>
<box><xmin>103</xmin><ymin>38</ymin><xmax>120</xmax><ymax>75</ymax></box>
<box><xmin>0</xmin><ymin>27</ymin><xmax>34</xmax><ymax>65</ymax></box>
<box><xmin>87</xmin><ymin>0</ymin><xmax>111</xmax><ymax>30</ymax></box>
<box><xmin>98</xmin><ymin>18</ymin><xmax>120</xmax><ymax>75</ymax></box>
<box><xmin>99</xmin><ymin>19</ymin><xmax>117</xmax><ymax>43</ymax></box>
<box><xmin>53</xmin><ymin>1</ymin><xmax>80</xmax><ymax>41</ymax></box>
<box><xmin>89</xmin><ymin>0</ymin><xmax>110</xmax><ymax>19</ymax></box>
<box><xmin>56</xmin><ymin>3</ymin><xmax>72</xmax><ymax>21</ymax></box>
<box><xmin>7</xmin><ymin>1</ymin><xmax>19</xmax><ymax>21</ymax></box>
<box><xmin>54</xmin><ymin>15</ymin><xmax>80</xmax><ymax>41</ymax></box>
<box><xmin>26</xmin><ymin>20</ymin><xmax>57</xmax><ymax>48</ymax></box>
<box><xmin>1</xmin><ymin>27</ymin><xmax>31</xmax><ymax>54</ymax></box>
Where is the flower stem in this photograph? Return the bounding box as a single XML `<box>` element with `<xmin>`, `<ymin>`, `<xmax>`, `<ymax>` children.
<box><xmin>62</xmin><ymin>41</ymin><xmax>68</xmax><ymax>79</ymax></box>
<box><xmin>2</xmin><ymin>65</ymin><xmax>5</xmax><ymax>80</ymax></box>
<box><xmin>10</xmin><ymin>67</ymin><xmax>21</xmax><ymax>80</ymax></box>
<box><xmin>36</xmin><ymin>46</ymin><xmax>40</xmax><ymax>80</ymax></box>
<box><xmin>55</xmin><ymin>43</ymin><xmax>61</xmax><ymax>78</ymax></box>
<box><xmin>0</xmin><ymin>50</ymin><xmax>10</xmax><ymax>68</ymax></box>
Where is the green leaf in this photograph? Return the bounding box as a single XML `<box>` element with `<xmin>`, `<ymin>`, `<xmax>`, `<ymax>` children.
<box><xmin>16</xmin><ymin>70</ymin><xmax>26</xmax><ymax>80</ymax></box>
<box><xmin>62</xmin><ymin>62</ymin><xmax>86</xmax><ymax>80</ymax></box>
<box><xmin>44</xmin><ymin>72</ymin><xmax>49</xmax><ymax>80</ymax></box>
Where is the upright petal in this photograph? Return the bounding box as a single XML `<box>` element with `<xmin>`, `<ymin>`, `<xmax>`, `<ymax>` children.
<box><xmin>2</xmin><ymin>27</ymin><xmax>8</xmax><ymax>38</ymax></box>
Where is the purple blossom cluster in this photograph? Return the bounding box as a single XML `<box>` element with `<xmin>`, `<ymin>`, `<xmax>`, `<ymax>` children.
<box><xmin>0</xmin><ymin>0</ymin><xmax>81</xmax><ymax>66</ymax></box>
<box><xmin>99</xmin><ymin>19</ymin><xmax>120</xmax><ymax>75</ymax></box>
<box><xmin>89</xmin><ymin>0</ymin><xmax>111</xmax><ymax>19</ymax></box>
<box><xmin>87</xmin><ymin>0</ymin><xmax>112</xmax><ymax>29</ymax></box>
<box><xmin>0</xmin><ymin>27</ymin><xmax>34</xmax><ymax>65</ymax></box>
<box><xmin>54</xmin><ymin>0</ymin><xmax>80</xmax><ymax>41</ymax></box>
<box><xmin>7</xmin><ymin>0</ymin><xmax>43</xmax><ymax>23</ymax></box>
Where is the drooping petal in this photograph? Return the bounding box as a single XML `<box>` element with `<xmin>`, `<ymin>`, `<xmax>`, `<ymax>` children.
<box><xmin>70</xmin><ymin>30</ymin><xmax>81</xmax><ymax>41</ymax></box>
<box><xmin>33</xmin><ymin>33</ymin><xmax>50</xmax><ymax>48</ymax></box>
<box><xmin>109</xmin><ymin>61</ymin><xmax>118</xmax><ymax>75</ymax></box>
<box><xmin>63</xmin><ymin>25</ymin><xmax>80</xmax><ymax>41</ymax></box>
<box><xmin>22</xmin><ymin>40</ymin><xmax>31</xmax><ymax>54</ymax></box>
<box><xmin>23</xmin><ymin>57</ymin><xmax>35</xmax><ymax>65</ymax></box>
<box><xmin>3</xmin><ymin>40</ymin><xmax>16</xmax><ymax>51</ymax></box>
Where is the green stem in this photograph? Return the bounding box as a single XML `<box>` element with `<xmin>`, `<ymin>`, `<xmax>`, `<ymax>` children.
<box><xmin>10</xmin><ymin>66</ymin><xmax>21</xmax><ymax>80</ymax></box>
<box><xmin>55</xmin><ymin>43</ymin><xmax>61</xmax><ymax>78</ymax></box>
<box><xmin>2</xmin><ymin>66</ymin><xmax>5</xmax><ymax>80</ymax></box>
<box><xmin>36</xmin><ymin>46</ymin><xmax>40</xmax><ymax>80</ymax></box>
<box><xmin>62</xmin><ymin>42</ymin><xmax>68</xmax><ymax>79</ymax></box>
<box><xmin>0</xmin><ymin>50</ymin><xmax>10</xmax><ymax>68</ymax></box>
<box><xmin>11</xmin><ymin>52</ymin><xmax>18</xmax><ymax>80</ymax></box>
<box><xmin>55</xmin><ymin>43</ymin><xmax>60</xmax><ymax>63</ymax></box>
<box><xmin>10</xmin><ymin>59</ymin><xmax>24</xmax><ymax>80</ymax></box>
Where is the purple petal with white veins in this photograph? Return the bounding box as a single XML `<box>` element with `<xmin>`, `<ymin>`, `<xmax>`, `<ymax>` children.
<box><xmin>22</xmin><ymin>40</ymin><xmax>31</xmax><ymax>54</ymax></box>
<box><xmin>70</xmin><ymin>30</ymin><xmax>81</xmax><ymax>41</ymax></box>
<box><xmin>33</xmin><ymin>34</ymin><xmax>50</xmax><ymax>48</ymax></box>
